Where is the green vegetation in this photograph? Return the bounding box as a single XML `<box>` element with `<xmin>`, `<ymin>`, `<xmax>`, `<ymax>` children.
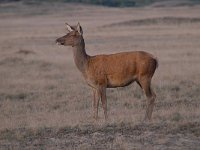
<box><xmin>0</xmin><ymin>0</ymin><xmax>171</xmax><ymax>7</ymax></box>
<box><xmin>66</xmin><ymin>0</ymin><xmax>137</xmax><ymax>7</ymax></box>
<box><xmin>1</xmin><ymin>0</ymin><xmax>200</xmax><ymax>7</ymax></box>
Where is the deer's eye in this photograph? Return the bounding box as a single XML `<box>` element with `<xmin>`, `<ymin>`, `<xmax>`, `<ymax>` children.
<box><xmin>67</xmin><ymin>34</ymin><xmax>73</xmax><ymax>38</ymax></box>
<box><xmin>70</xmin><ymin>33</ymin><xmax>75</xmax><ymax>37</ymax></box>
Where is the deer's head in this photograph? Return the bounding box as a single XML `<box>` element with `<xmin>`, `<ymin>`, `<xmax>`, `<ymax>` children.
<box><xmin>56</xmin><ymin>23</ymin><xmax>83</xmax><ymax>47</ymax></box>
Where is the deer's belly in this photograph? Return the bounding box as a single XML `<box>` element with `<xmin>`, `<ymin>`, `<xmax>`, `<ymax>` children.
<box><xmin>107</xmin><ymin>74</ymin><xmax>136</xmax><ymax>88</ymax></box>
<box><xmin>84</xmin><ymin>71</ymin><xmax>136</xmax><ymax>88</ymax></box>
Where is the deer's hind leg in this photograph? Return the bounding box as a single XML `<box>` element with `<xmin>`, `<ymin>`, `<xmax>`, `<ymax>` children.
<box><xmin>138</xmin><ymin>76</ymin><xmax>156</xmax><ymax>121</ymax></box>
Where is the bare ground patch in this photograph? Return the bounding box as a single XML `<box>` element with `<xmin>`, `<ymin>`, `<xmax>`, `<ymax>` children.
<box><xmin>0</xmin><ymin>122</ymin><xmax>200</xmax><ymax>150</ymax></box>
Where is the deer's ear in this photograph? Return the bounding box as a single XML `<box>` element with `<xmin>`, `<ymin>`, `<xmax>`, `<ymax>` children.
<box><xmin>65</xmin><ymin>23</ymin><xmax>73</xmax><ymax>32</ymax></box>
<box><xmin>76</xmin><ymin>22</ymin><xmax>83</xmax><ymax>35</ymax></box>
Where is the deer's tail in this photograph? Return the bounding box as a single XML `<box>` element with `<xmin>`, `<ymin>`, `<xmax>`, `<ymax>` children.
<box><xmin>154</xmin><ymin>57</ymin><xmax>159</xmax><ymax>69</ymax></box>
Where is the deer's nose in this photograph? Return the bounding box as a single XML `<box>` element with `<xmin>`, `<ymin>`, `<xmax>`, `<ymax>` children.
<box><xmin>56</xmin><ymin>38</ymin><xmax>63</xmax><ymax>45</ymax></box>
<box><xmin>56</xmin><ymin>38</ymin><xmax>60</xmax><ymax>44</ymax></box>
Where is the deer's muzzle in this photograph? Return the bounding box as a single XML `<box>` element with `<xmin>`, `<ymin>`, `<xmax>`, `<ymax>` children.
<box><xmin>56</xmin><ymin>38</ymin><xmax>64</xmax><ymax>45</ymax></box>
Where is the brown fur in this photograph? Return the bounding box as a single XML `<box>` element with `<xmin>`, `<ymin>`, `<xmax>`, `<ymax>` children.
<box><xmin>87</xmin><ymin>51</ymin><xmax>158</xmax><ymax>88</ymax></box>
<box><xmin>56</xmin><ymin>23</ymin><xmax>158</xmax><ymax>121</ymax></box>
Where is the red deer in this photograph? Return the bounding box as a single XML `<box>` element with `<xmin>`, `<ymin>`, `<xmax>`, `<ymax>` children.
<box><xmin>56</xmin><ymin>23</ymin><xmax>158</xmax><ymax>121</ymax></box>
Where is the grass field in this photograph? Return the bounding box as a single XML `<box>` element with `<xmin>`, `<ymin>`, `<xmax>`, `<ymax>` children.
<box><xmin>0</xmin><ymin>1</ymin><xmax>200</xmax><ymax>149</ymax></box>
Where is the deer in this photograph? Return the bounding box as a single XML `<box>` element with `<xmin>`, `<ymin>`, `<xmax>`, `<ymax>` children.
<box><xmin>56</xmin><ymin>22</ymin><xmax>158</xmax><ymax>121</ymax></box>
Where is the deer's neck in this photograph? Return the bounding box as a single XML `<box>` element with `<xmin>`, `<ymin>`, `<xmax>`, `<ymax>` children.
<box><xmin>72</xmin><ymin>39</ymin><xmax>89</xmax><ymax>74</ymax></box>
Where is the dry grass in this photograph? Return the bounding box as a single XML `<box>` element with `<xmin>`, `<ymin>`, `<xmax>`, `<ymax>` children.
<box><xmin>0</xmin><ymin>1</ymin><xmax>200</xmax><ymax>149</ymax></box>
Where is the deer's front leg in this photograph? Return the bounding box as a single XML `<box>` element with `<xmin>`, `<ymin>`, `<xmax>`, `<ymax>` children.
<box><xmin>100</xmin><ymin>87</ymin><xmax>107</xmax><ymax>120</ymax></box>
<box><xmin>93</xmin><ymin>89</ymin><xmax>100</xmax><ymax>120</ymax></box>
